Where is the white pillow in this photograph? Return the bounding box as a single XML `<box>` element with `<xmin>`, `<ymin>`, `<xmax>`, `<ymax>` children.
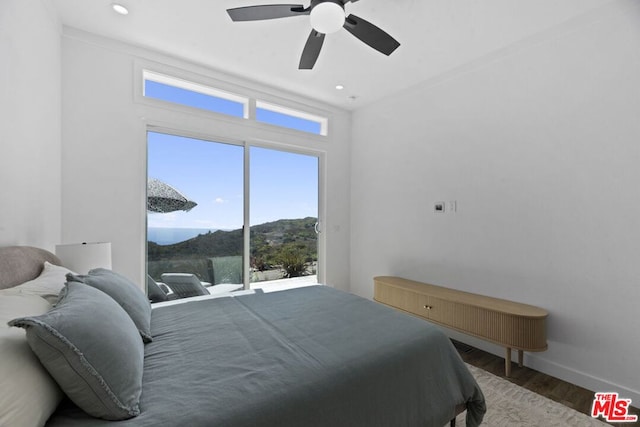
<box><xmin>0</xmin><ymin>262</ymin><xmax>73</xmax><ymax>303</ymax></box>
<box><xmin>0</xmin><ymin>294</ymin><xmax>64</xmax><ymax>427</ymax></box>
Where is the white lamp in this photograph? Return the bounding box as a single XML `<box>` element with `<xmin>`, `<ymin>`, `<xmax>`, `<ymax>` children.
<box><xmin>310</xmin><ymin>1</ymin><xmax>345</xmax><ymax>34</ymax></box>
<box><xmin>55</xmin><ymin>242</ymin><xmax>112</xmax><ymax>274</ymax></box>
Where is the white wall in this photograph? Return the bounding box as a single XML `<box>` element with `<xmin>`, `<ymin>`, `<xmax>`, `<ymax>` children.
<box><xmin>61</xmin><ymin>30</ymin><xmax>351</xmax><ymax>290</ymax></box>
<box><xmin>0</xmin><ymin>0</ymin><xmax>61</xmax><ymax>251</ymax></box>
<box><xmin>350</xmin><ymin>1</ymin><xmax>640</xmax><ymax>402</ymax></box>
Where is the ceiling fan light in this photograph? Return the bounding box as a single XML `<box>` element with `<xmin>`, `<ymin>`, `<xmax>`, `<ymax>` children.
<box><xmin>310</xmin><ymin>2</ymin><xmax>345</xmax><ymax>34</ymax></box>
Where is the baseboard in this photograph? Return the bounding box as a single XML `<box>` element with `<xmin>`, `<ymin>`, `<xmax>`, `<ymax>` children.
<box><xmin>443</xmin><ymin>328</ymin><xmax>640</xmax><ymax>405</ymax></box>
<box><xmin>526</xmin><ymin>353</ymin><xmax>640</xmax><ymax>406</ymax></box>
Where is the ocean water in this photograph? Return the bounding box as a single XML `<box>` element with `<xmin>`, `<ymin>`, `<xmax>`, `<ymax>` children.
<box><xmin>147</xmin><ymin>227</ymin><xmax>217</xmax><ymax>245</ymax></box>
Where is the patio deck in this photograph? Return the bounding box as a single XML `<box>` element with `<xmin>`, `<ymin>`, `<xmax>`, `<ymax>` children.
<box><xmin>250</xmin><ymin>275</ymin><xmax>318</xmax><ymax>293</ymax></box>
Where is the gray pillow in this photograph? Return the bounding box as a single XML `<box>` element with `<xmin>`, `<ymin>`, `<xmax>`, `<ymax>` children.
<box><xmin>9</xmin><ymin>282</ymin><xmax>144</xmax><ymax>420</ymax></box>
<box><xmin>66</xmin><ymin>269</ymin><xmax>152</xmax><ymax>343</ymax></box>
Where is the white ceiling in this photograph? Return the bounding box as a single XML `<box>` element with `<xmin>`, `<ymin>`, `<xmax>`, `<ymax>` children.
<box><xmin>50</xmin><ymin>0</ymin><xmax>612</xmax><ymax>110</ymax></box>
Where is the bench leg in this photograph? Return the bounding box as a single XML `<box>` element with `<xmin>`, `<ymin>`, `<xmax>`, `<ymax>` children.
<box><xmin>518</xmin><ymin>349</ymin><xmax>524</xmax><ymax>367</ymax></box>
<box><xmin>450</xmin><ymin>417</ymin><xmax>456</xmax><ymax>427</ymax></box>
<box><xmin>505</xmin><ymin>347</ymin><xmax>512</xmax><ymax>377</ymax></box>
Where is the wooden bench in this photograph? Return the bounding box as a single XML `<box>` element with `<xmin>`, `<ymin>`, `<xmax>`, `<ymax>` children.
<box><xmin>373</xmin><ymin>276</ymin><xmax>548</xmax><ymax>376</ymax></box>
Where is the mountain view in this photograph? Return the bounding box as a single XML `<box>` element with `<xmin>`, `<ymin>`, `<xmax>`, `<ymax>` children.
<box><xmin>147</xmin><ymin>227</ymin><xmax>219</xmax><ymax>245</ymax></box>
<box><xmin>147</xmin><ymin>217</ymin><xmax>318</xmax><ymax>283</ymax></box>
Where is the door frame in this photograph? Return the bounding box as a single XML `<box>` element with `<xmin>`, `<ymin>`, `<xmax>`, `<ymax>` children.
<box><xmin>145</xmin><ymin>126</ymin><xmax>327</xmax><ymax>289</ymax></box>
<box><xmin>243</xmin><ymin>139</ymin><xmax>326</xmax><ymax>289</ymax></box>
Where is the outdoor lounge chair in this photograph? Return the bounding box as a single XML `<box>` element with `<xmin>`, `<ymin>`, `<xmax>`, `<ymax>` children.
<box><xmin>160</xmin><ymin>272</ymin><xmax>244</xmax><ymax>298</ymax></box>
<box><xmin>160</xmin><ymin>273</ymin><xmax>210</xmax><ymax>298</ymax></box>
<box><xmin>147</xmin><ymin>275</ymin><xmax>168</xmax><ymax>303</ymax></box>
<box><xmin>147</xmin><ymin>275</ymin><xmax>183</xmax><ymax>303</ymax></box>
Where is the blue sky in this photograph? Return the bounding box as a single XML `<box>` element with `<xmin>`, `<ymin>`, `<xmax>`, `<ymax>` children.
<box><xmin>145</xmin><ymin>80</ymin><xmax>320</xmax><ymax>230</ymax></box>
<box><xmin>147</xmin><ymin>132</ymin><xmax>318</xmax><ymax>230</ymax></box>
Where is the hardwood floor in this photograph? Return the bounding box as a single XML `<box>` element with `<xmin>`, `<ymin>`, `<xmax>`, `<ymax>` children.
<box><xmin>453</xmin><ymin>340</ymin><xmax>639</xmax><ymax>426</ymax></box>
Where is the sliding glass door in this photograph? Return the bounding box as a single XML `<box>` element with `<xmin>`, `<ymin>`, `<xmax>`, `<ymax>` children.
<box><xmin>147</xmin><ymin>131</ymin><xmax>320</xmax><ymax>292</ymax></box>
<box><xmin>249</xmin><ymin>147</ymin><xmax>319</xmax><ymax>291</ymax></box>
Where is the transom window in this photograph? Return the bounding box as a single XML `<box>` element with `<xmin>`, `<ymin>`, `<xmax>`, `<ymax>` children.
<box><xmin>143</xmin><ymin>70</ymin><xmax>248</xmax><ymax>118</ymax></box>
<box><xmin>142</xmin><ymin>70</ymin><xmax>328</xmax><ymax>136</ymax></box>
<box><xmin>256</xmin><ymin>101</ymin><xmax>327</xmax><ymax>136</ymax></box>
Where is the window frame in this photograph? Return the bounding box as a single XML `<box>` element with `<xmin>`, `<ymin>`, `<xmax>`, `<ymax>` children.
<box><xmin>145</xmin><ymin>126</ymin><xmax>327</xmax><ymax>288</ymax></box>
<box><xmin>137</xmin><ymin>60</ymin><xmax>332</xmax><ymax>285</ymax></box>
<box><xmin>255</xmin><ymin>100</ymin><xmax>328</xmax><ymax>136</ymax></box>
<box><xmin>136</xmin><ymin>63</ymin><xmax>331</xmax><ymax>138</ymax></box>
<box><xmin>143</xmin><ymin>70</ymin><xmax>250</xmax><ymax>119</ymax></box>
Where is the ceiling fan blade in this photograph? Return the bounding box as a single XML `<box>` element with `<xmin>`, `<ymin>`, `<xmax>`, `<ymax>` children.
<box><xmin>299</xmin><ymin>30</ymin><xmax>325</xmax><ymax>69</ymax></box>
<box><xmin>343</xmin><ymin>14</ymin><xmax>400</xmax><ymax>56</ymax></box>
<box><xmin>227</xmin><ymin>4</ymin><xmax>309</xmax><ymax>22</ymax></box>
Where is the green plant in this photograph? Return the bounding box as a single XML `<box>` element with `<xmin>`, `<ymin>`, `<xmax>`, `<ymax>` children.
<box><xmin>251</xmin><ymin>256</ymin><xmax>269</xmax><ymax>271</ymax></box>
<box><xmin>279</xmin><ymin>250</ymin><xmax>306</xmax><ymax>278</ymax></box>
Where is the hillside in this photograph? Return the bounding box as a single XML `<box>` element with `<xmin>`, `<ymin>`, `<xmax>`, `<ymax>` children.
<box><xmin>148</xmin><ymin>217</ymin><xmax>318</xmax><ymax>270</ymax></box>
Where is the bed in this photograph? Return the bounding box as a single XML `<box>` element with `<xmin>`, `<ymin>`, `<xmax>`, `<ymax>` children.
<box><xmin>0</xmin><ymin>246</ymin><xmax>485</xmax><ymax>427</ymax></box>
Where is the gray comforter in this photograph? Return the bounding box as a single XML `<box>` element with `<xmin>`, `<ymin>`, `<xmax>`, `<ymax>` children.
<box><xmin>46</xmin><ymin>286</ymin><xmax>485</xmax><ymax>426</ymax></box>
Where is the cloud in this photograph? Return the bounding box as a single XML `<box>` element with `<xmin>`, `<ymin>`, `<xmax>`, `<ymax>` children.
<box><xmin>215</xmin><ymin>197</ymin><xmax>226</xmax><ymax>204</ymax></box>
<box><xmin>147</xmin><ymin>212</ymin><xmax>178</xmax><ymax>227</ymax></box>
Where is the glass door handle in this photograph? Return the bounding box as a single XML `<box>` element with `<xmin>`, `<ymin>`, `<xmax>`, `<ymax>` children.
<box><xmin>314</xmin><ymin>222</ymin><xmax>320</xmax><ymax>234</ymax></box>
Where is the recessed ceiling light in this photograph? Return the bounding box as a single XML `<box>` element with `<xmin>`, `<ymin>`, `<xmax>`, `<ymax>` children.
<box><xmin>112</xmin><ymin>3</ymin><xmax>129</xmax><ymax>15</ymax></box>
<box><xmin>335</xmin><ymin>84</ymin><xmax>345</xmax><ymax>90</ymax></box>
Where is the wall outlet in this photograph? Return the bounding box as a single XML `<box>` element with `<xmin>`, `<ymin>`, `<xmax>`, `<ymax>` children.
<box><xmin>448</xmin><ymin>201</ymin><xmax>457</xmax><ymax>213</ymax></box>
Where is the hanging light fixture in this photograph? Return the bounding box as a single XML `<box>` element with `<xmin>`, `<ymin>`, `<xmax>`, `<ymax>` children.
<box><xmin>310</xmin><ymin>0</ymin><xmax>345</xmax><ymax>34</ymax></box>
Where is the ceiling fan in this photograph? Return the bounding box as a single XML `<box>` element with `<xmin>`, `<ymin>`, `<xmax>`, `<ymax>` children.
<box><xmin>227</xmin><ymin>0</ymin><xmax>400</xmax><ymax>69</ymax></box>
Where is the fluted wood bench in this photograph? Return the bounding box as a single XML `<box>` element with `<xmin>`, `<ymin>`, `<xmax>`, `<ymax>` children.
<box><xmin>374</xmin><ymin>276</ymin><xmax>548</xmax><ymax>376</ymax></box>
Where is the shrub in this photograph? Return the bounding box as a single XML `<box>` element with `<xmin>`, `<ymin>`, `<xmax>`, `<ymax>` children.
<box><xmin>280</xmin><ymin>250</ymin><xmax>306</xmax><ymax>278</ymax></box>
